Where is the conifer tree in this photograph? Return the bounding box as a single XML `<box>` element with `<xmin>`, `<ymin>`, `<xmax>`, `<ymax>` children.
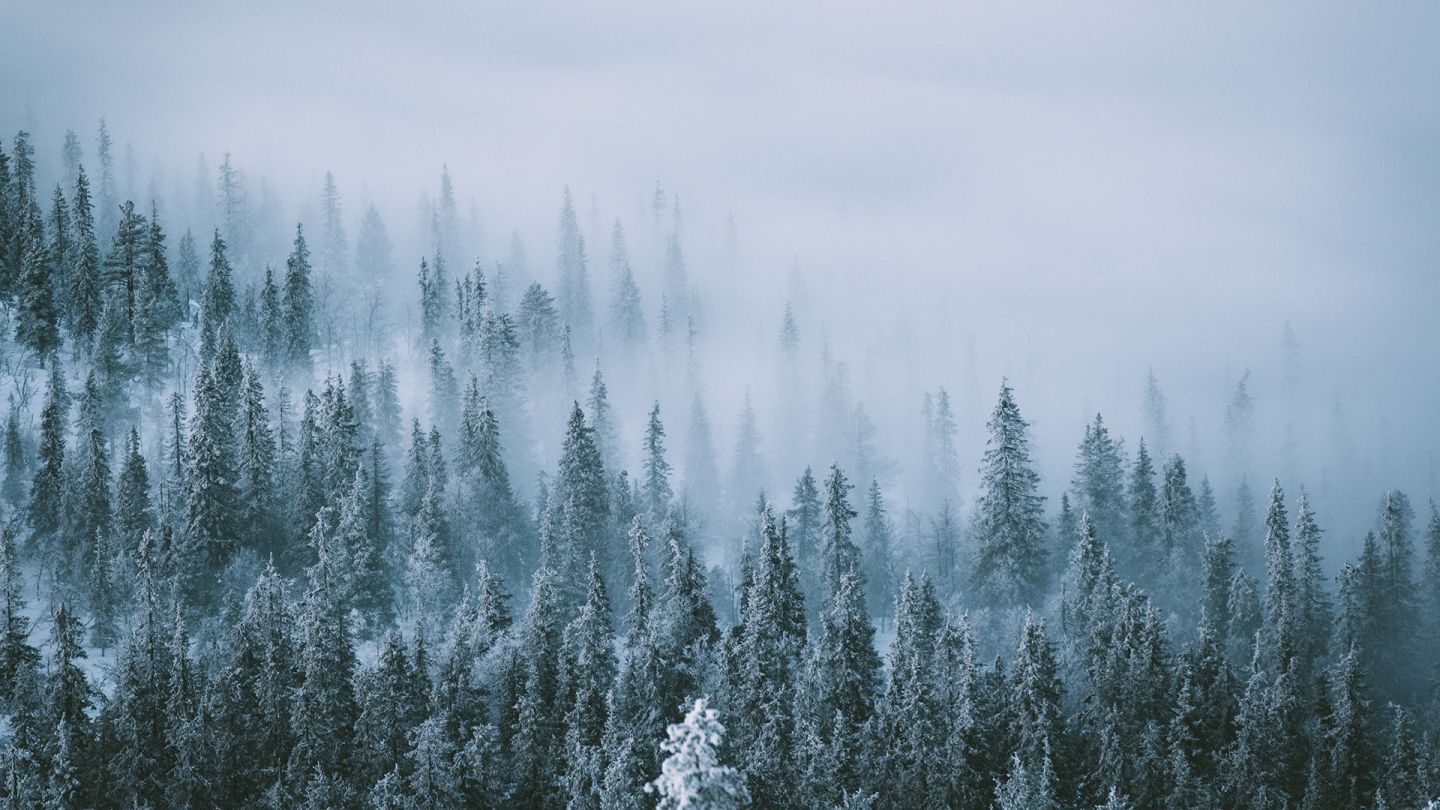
<box><xmin>556</xmin><ymin>401</ymin><xmax>611</xmax><ymax>594</ymax></box>
<box><xmin>729</xmin><ymin>510</ymin><xmax>804</xmax><ymax>806</ymax></box>
<box><xmin>114</xmin><ymin>427</ymin><xmax>151</xmax><ymax>555</ymax></box>
<box><xmin>184</xmin><ymin>359</ymin><xmax>240</xmax><ymax>599</ymax></box>
<box><xmin>103</xmin><ymin>199</ymin><xmax>147</xmax><ymax>327</ymax></box>
<box><xmin>860</xmin><ymin>479</ymin><xmax>895</xmax><ymax>624</ymax></box>
<box><xmin>0</xmin><ymin>525</ymin><xmax>39</xmax><ymax>713</ymax></box>
<box><xmin>1128</xmin><ymin>438</ymin><xmax>1159</xmax><ymax>576</ymax></box>
<box><xmin>973</xmin><ymin>381</ymin><xmax>1047</xmax><ymax>604</ymax></box>
<box><xmin>354</xmin><ymin>628</ymin><xmax>428</xmax><ymax>785</ymax></box>
<box><xmin>288</xmin><ymin>567</ymin><xmax>358</xmax><ymax>789</ymax></box>
<box><xmin>647</xmin><ymin>698</ymin><xmax>751</xmax><ymax>810</ymax></box>
<box><xmin>44</xmin><ymin>604</ymin><xmax>93</xmax><ymax>784</ymax></box>
<box><xmin>236</xmin><ymin>359</ymin><xmax>278</xmax><ymax>556</ymax></box>
<box><xmin>65</xmin><ymin>374</ymin><xmax>111</xmax><ymax>585</ymax></box>
<box><xmin>1</xmin><ymin>405</ymin><xmax>24</xmax><ymax>510</ymax></box>
<box><xmin>201</xmin><ymin>228</ymin><xmax>236</xmax><ymax>340</ymax></box>
<box><xmin>1009</xmin><ymin>612</ymin><xmax>1064</xmax><ymax>770</ymax></box>
<box><xmin>609</xmin><ymin>219</ymin><xmax>646</xmax><ymax>351</ymax></box>
<box><xmin>355</xmin><ymin>204</ymin><xmax>393</xmax><ymax>282</ymax></box>
<box><xmin>29</xmin><ymin>370</ymin><xmax>67</xmax><ymax>550</ymax></box>
<box><xmin>1071</xmin><ymin>413</ymin><xmax>1128</xmax><ymax>561</ymax></box>
<box><xmin>259</xmin><ymin>267</ymin><xmax>283</xmax><ymax>367</ymax></box>
<box><xmin>821</xmin><ymin>464</ymin><xmax>861</xmax><ymax>598</ymax></box>
<box><xmin>556</xmin><ymin>187</ymin><xmax>594</xmax><ymax>340</ymax></box>
<box><xmin>1261</xmin><ymin>480</ymin><xmax>1299</xmax><ymax>672</ymax></box>
<box><xmin>642</xmin><ymin>401</ymin><xmax>674</xmax><ymax>519</ymax></box>
<box><xmin>927</xmin><ymin>388</ymin><xmax>961</xmax><ymax>508</ymax></box>
<box><xmin>282</xmin><ymin>223</ymin><xmax>314</xmax><ymax>369</ymax></box>
<box><xmin>405</xmin><ymin>481</ymin><xmax>454</xmax><ymax>640</ymax></box>
<box><xmin>15</xmin><ymin>201</ymin><xmax>59</xmax><ymax>358</ymax></box>
<box><xmin>562</xmin><ymin>557</ymin><xmax>617</xmax><ymax>808</ymax></box>
<box><xmin>66</xmin><ymin>167</ymin><xmax>103</xmax><ymax>346</ymax></box>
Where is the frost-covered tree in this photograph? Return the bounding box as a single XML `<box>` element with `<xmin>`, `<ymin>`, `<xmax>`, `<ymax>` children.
<box><xmin>647</xmin><ymin>698</ymin><xmax>750</xmax><ymax>810</ymax></box>
<box><xmin>972</xmin><ymin>381</ymin><xmax>1047</xmax><ymax>605</ymax></box>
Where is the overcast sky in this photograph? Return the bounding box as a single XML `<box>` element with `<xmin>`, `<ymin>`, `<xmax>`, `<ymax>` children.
<box><xmin>4</xmin><ymin>1</ymin><xmax>1439</xmax><ymax>522</ymax></box>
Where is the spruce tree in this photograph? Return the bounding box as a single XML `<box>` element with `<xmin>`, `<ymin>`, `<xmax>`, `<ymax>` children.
<box><xmin>288</xmin><ymin>569</ymin><xmax>358</xmax><ymax>789</ymax></box>
<box><xmin>282</xmin><ymin>223</ymin><xmax>314</xmax><ymax>369</ymax></box>
<box><xmin>821</xmin><ymin>464</ymin><xmax>861</xmax><ymax>599</ymax></box>
<box><xmin>646</xmin><ymin>698</ymin><xmax>751</xmax><ymax>810</ymax></box>
<box><xmin>235</xmin><ymin>359</ymin><xmax>277</xmax><ymax>557</ymax></box>
<box><xmin>561</xmin><ymin>557</ymin><xmax>617</xmax><ymax>808</ymax></box>
<box><xmin>65</xmin><ymin>374</ymin><xmax>111</xmax><ymax>585</ymax></box>
<box><xmin>15</xmin><ymin>198</ymin><xmax>59</xmax><ymax>358</ymax></box>
<box><xmin>973</xmin><ymin>381</ymin><xmax>1048</xmax><ymax>605</ymax></box>
<box><xmin>609</xmin><ymin>219</ymin><xmax>646</xmax><ymax>351</ymax></box>
<box><xmin>2</xmin><ymin>404</ymin><xmax>25</xmax><ymax>510</ymax></box>
<box><xmin>184</xmin><ymin>359</ymin><xmax>240</xmax><ymax>600</ymax></box>
<box><xmin>861</xmin><ymin>479</ymin><xmax>895</xmax><ymax>625</ymax></box>
<box><xmin>1128</xmin><ymin>439</ymin><xmax>1159</xmax><ymax>577</ymax></box>
<box><xmin>787</xmin><ymin>468</ymin><xmax>823</xmax><ymax>614</ymax></box>
<box><xmin>1071</xmin><ymin>413</ymin><xmax>1128</xmax><ymax>562</ymax></box>
<box><xmin>556</xmin><ymin>187</ymin><xmax>594</xmax><ymax>340</ymax></box>
<box><xmin>29</xmin><ymin>370</ymin><xmax>67</xmax><ymax>550</ymax></box>
<box><xmin>0</xmin><ymin>525</ymin><xmax>39</xmax><ymax>713</ymax></box>
<box><xmin>642</xmin><ymin>401</ymin><xmax>674</xmax><ymax>519</ymax></box>
<box><xmin>103</xmin><ymin>199</ymin><xmax>147</xmax><ymax>327</ymax></box>
<box><xmin>114</xmin><ymin>427</ymin><xmax>151</xmax><ymax>555</ymax></box>
<box><xmin>201</xmin><ymin>228</ymin><xmax>235</xmax><ymax>335</ymax></box>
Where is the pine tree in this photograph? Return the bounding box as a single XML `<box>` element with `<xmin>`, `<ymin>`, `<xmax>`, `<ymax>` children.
<box><xmin>174</xmin><ymin>228</ymin><xmax>201</xmax><ymax>311</ymax></box>
<box><xmin>288</xmin><ymin>571</ymin><xmax>358</xmax><ymax>787</ymax></box>
<box><xmin>258</xmin><ymin>266</ymin><xmax>283</xmax><ymax>367</ymax></box>
<box><xmin>65</xmin><ymin>375</ymin><xmax>111</xmax><ymax>586</ymax></box>
<box><xmin>808</xmin><ymin>566</ymin><xmax>880</xmax><ymax>797</ymax></box>
<box><xmin>0</xmin><ymin>525</ymin><xmax>39</xmax><ymax>712</ymax></box>
<box><xmin>103</xmin><ymin>199</ymin><xmax>147</xmax><ymax>328</ymax></box>
<box><xmin>609</xmin><ymin>220</ymin><xmax>646</xmax><ymax>351</ymax></box>
<box><xmin>235</xmin><ymin>359</ymin><xmax>278</xmax><ymax>557</ymax></box>
<box><xmin>555</xmin><ymin>402</ymin><xmax>611</xmax><ymax>596</ymax></box>
<box><xmin>282</xmin><ymin>223</ymin><xmax>314</xmax><ymax>369</ymax></box>
<box><xmin>1009</xmin><ymin>612</ymin><xmax>1064</xmax><ymax>769</ymax></box>
<box><xmin>15</xmin><ymin>197</ymin><xmax>59</xmax><ymax>358</ymax></box>
<box><xmin>354</xmin><ymin>628</ymin><xmax>428</xmax><ymax>785</ymax></box>
<box><xmin>729</xmin><ymin>510</ymin><xmax>804</xmax><ymax>806</ymax></box>
<box><xmin>405</xmin><ymin>478</ymin><xmax>454</xmax><ymax>641</ymax></box>
<box><xmin>66</xmin><ymin>167</ymin><xmax>104</xmax><ymax>346</ymax></box>
<box><xmin>201</xmin><ymin>228</ymin><xmax>236</xmax><ymax>341</ymax></box>
<box><xmin>647</xmin><ymin>698</ymin><xmax>751</xmax><ymax>810</ymax></box>
<box><xmin>787</xmin><ymin>467</ymin><xmax>823</xmax><ymax>613</ymax></box>
<box><xmin>29</xmin><ymin>370</ymin><xmax>67</xmax><ymax>550</ymax></box>
<box><xmin>973</xmin><ymin>381</ymin><xmax>1048</xmax><ymax>604</ymax></box>
<box><xmin>928</xmin><ymin>388</ymin><xmax>961</xmax><ymax>508</ymax></box>
<box><xmin>821</xmin><ymin>464</ymin><xmax>861</xmax><ymax>599</ymax></box>
<box><xmin>511</xmin><ymin>563</ymin><xmax>567</xmax><ymax>806</ymax></box>
<box><xmin>126</xmin><ymin>201</ymin><xmax>176</xmax><ymax>379</ymax></box>
<box><xmin>642</xmin><ymin>401</ymin><xmax>674</xmax><ymax>519</ymax></box>
<box><xmin>1128</xmin><ymin>438</ymin><xmax>1159</xmax><ymax>577</ymax></box>
<box><xmin>113</xmin><ymin>427</ymin><xmax>151</xmax><ymax>555</ymax></box>
<box><xmin>1261</xmin><ymin>480</ymin><xmax>1299</xmax><ymax>672</ymax></box>
<box><xmin>2</xmin><ymin>405</ymin><xmax>26</xmax><ymax>511</ymax></box>
<box><xmin>1071</xmin><ymin>413</ymin><xmax>1128</xmax><ymax>562</ymax></box>
<box><xmin>355</xmin><ymin>204</ymin><xmax>393</xmax><ymax>281</ymax></box>
<box><xmin>91</xmin><ymin>292</ymin><xmax>135</xmax><ymax>431</ymax></box>
<box><xmin>1160</xmin><ymin>456</ymin><xmax>1201</xmax><ymax>566</ymax></box>
<box><xmin>184</xmin><ymin>359</ymin><xmax>240</xmax><ymax>600</ymax></box>
<box><xmin>556</xmin><ymin>187</ymin><xmax>594</xmax><ymax>340</ymax></box>
<box><xmin>562</xmin><ymin>557</ymin><xmax>617</xmax><ymax>809</ymax></box>
<box><xmin>860</xmin><ymin>479</ymin><xmax>895</xmax><ymax>624</ymax></box>
<box><xmin>44</xmin><ymin>604</ymin><xmax>94</xmax><ymax>780</ymax></box>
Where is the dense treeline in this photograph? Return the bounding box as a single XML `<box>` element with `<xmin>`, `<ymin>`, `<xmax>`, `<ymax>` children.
<box><xmin>0</xmin><ymin>123</ymin><xmax>1437</xmax><ymax>809</ymax></box>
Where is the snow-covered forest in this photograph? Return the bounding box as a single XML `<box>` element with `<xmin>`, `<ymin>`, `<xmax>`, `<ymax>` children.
<box><xmin>2</xmin><ymin>4</ymin><xmax>1439</xmax><ymax>809</ymax></box>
